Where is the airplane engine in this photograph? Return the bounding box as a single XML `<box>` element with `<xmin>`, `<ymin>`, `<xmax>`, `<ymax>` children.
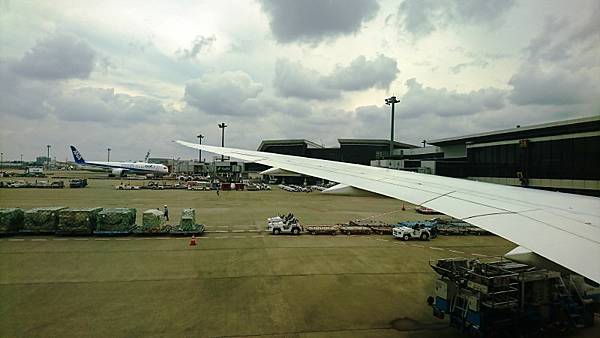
<box><xmin>111</xmin><ymin>168</ymin><xmax>126</xmax><ymax>177</ymax></box>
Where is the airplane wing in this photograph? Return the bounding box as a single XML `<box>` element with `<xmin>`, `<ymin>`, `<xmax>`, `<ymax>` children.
<box><xmin>176</xmin><ymin>140</ymin><xmax>600</xmax><ymax>282</ymax></box>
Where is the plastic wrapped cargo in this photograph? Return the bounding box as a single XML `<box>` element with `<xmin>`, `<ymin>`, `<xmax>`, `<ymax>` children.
<box><xmin>23</xmin><ymin>207</ymin><xmax>67</xmax><ymax>233</ymax></box>
<box><xmin>139</xmin><ymin>209</ymin><xmax>167</xmax><ymax>233</ymax></box>
<box><xmin>170</xmin><ymin>208</ymin><xmax>204</xmax><ymax>234</ymax></box>
<box><xmin>57</xmin><ymin>207</ymin><xmax>103</xmax><ymax>235</ymax></box>
<box><xmin>0</xmin><ymin>208</ymin><xmax>24</xmax><ymax>233</ymax></box>
<box><xmin>96</xmin><ymin>208</ymin><xmax>136</xmax><ymax>234</ymax></box>
<box><xmin>179</xmin><ymin>208</ymin><xmax>196</xmax><ymax>230</ymax></box>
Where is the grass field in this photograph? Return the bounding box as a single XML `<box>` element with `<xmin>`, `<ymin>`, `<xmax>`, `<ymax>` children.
<box><xmin>1</xmin><ymin>173</ymin><xmax>598</xmax><ymax>337</ymax></box>
<box><xmin>0</xmin><ymin>172</ymin><xmax>438</xmax><ymax>226</ymax></box>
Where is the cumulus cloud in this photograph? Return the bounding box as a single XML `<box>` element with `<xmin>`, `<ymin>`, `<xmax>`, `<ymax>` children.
<box><xmin>259</xmin><ymin>0</ymin><xmax>379</xmax><ymax>43</ymax></box>
<box><xmin>509</xmin><ymin>6</ymin><xmax>600</xmax><ymax>107</ymax></box>
<box><xmin>176</xmin><ymin>35</ymin><xmax>216</xmax><ymax>59</ymax></box>
<box><xmin>323</xmin><ymin>55</ymin><xmax>399</xmax><ymax>90</ymax></box>
<box><xmin>398</xmin><ymin>78</ymin><xmax>506</xmax><ymax>117</ymax></box>
<box><xmin>48</xmin><ymin>87</ymin><xmax>167</xmax><ymax>123</ymax></box>
<box><xmin>396</xmin><ymin>0</ymin><xmax>515</xmax><ymax>38</ymax></box>
<box><xmin>508</xmin><ymin>65</ymin><xmax>593</xmax><ymax>106</ymax></box>
<box><xmin>184</xmin><ymin>71</ymin><xmax>263</xmax><ymax>115</ymax></box>
<box><xmin>12</xmin><ymin>34</ymin><xmax>96</xmax><ymax>80</ymax></box>
<box><xmin>274</xmin><ymin>55</ymin><xmax>400</xmax><ymax>100</ymax></box>
<box><xmin>273</xmin><ymin>59</ymin><xmax>340</xmax><ymax>100</ymax></box>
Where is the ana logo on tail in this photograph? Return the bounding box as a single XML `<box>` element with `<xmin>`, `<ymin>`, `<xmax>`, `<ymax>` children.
<box><xmin>70</xmin><ymin>146</ymin><xmax>85</xmax><ymax>164</ymax></box>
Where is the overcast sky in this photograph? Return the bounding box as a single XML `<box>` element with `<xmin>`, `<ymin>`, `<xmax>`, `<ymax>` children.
<box><xmin>1</xmin><ymin>0</ymin><xmax>598</xmax><ymax>162</ymax></box>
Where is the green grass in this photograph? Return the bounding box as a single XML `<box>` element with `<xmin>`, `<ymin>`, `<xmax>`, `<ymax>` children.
<box><xmin>1</xmin><ymin>172</ymin><xmax>438</xmax><ymax>226</ymax></box>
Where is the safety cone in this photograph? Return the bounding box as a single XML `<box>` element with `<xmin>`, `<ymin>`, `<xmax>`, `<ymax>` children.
<box><xmin>189</xmin><ymin>235</ymin><xmax>197</xmax><ymax>246</ymax></box>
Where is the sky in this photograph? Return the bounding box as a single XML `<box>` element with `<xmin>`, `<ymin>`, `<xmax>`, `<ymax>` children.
<box><xmin>0</xmin><ymin>0</ymin><xmax>599</xmax><ymax>162</ymax></box>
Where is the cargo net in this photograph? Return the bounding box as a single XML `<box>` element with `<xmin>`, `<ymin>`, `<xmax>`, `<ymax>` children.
<box><xmin>96</xmin><ymin>208</ymin><xmax>137</xmax><ymax>233</ymax></box>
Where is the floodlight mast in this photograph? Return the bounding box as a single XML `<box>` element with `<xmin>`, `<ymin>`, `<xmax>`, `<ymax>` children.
<box><xmin>385</xmin><ymin>96</ymin><xmax>400</xmax><ymax>157</ymax></box>
<box><xmin>218</xmin><ymin>123</ymin><xmax>227</xmax><ymax>161</ymax></box>
<box><xmin>107</xmin><ymin>148</ymin><xmax>111</xmax><ymax>162</ymax></box>
<box><xmin>46</xmin><ymin>144</ymin><xmax>51</xmax><ymax>168</ymax></box>
<box><xmin>197</xmin><ymin>134</ymin><xmax>204</xmax><ymax>162</ymax></box>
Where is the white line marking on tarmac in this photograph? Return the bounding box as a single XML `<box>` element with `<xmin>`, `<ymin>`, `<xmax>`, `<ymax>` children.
<box><xmin>449</xmin><ymin>249</ymin><xmax>464</xmax><ymax>254</ymax></box>
<box><xmin>411</xmin><ymin>244</ymin><xmax>424</xmax><ymax>247</ymax></box>
<box><xmin>429</xmin><ymin>247</ymin><xmax>444</xmax><ymax>251</ymax></box>
<box><xmin>155</xmin><ymin>237</ymin><xmax>170</xmax><ymax>240</ymax></box>
<box><xmin>74</xmin><ymin>238</ymin><xmax>89</xmax><ymax>241</ymax></box>
<box><xmin>53</xmin><ymin>238</ymin><xmax>68</xmax><ymax>241</ymax></box>
<box><xmin>31</xmin><ymin>238</ymin><xmax>48</xmax><ymax>241</ymax></box>
<box><xmin>115</xmin><ymin>238</ymin><xmax>131</xmax><ymax>241</ymax></box>
<box><xmin>214</xmin><ymin>236</ymin><xmax>227</xmax><ymax>239</ymax></box>
<box><xmin>472</xmin><ymin>253</ymin><xmax>488</xmax><ymax>257</ymax></box>
<box><xmin>232</xmin><ymin>230</ymin><xmax>245</xmax><ymax>232</ymax></box>
<box><xmin>94</xmin><ymin>238</ymin><xmax>110</xmax><ymax>241</ymax></box>
<box><xmin>251</xmin><ymin>235</ymin><xmax>264</xmax><ymax>238</ymax></box>
<box><xmin>231</xmin><ymin>236</ymin><xmax>245</xmax><ymax>238</ymax></box>
<box><xmin>8</xmin><ymin>238</ymin><xmax>25</xmax><ymax>241</ymax></box>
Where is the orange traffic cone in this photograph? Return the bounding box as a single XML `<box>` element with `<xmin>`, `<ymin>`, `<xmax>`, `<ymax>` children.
<box><xmin>189</xmin><ymin>235</ymin><xmax>197</xmax><ymax>246</ymax></box>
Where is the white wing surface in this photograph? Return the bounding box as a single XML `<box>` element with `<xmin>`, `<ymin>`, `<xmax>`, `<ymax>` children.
<box><xmin>176</xmin><ymin>141</ymin><xmax>600</xmax><ymax>282</ymax></box>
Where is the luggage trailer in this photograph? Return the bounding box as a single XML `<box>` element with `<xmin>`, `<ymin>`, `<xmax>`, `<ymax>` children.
<box><xmin>428</xmin><ymin>257</ymin><xmax>596</xmax><ymax>336</ymax></box>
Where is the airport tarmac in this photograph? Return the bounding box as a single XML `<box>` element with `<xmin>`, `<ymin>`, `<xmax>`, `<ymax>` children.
<box><xmin>0</xmin><ymin>232</ymin><xmax>511</xmax><ymax>337</ymax></box>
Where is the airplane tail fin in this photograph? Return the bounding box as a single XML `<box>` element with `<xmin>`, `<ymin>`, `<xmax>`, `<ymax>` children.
<box><xmin>70</xmin><ymin>146</ymin><xmax>86</xmax><ymax>164</ymax></box>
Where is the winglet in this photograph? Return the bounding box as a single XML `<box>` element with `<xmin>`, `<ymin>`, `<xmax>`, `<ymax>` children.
<box><xmin>70</xmin><ymin>146</ymin><xmax>86</xmax><ymax>164</ymax></box>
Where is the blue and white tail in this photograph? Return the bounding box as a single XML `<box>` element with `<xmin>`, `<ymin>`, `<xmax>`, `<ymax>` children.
<box><xmin>70</xmin><ymin>146</ymin><xmax>86</xmax><ymax>164</ymax></box>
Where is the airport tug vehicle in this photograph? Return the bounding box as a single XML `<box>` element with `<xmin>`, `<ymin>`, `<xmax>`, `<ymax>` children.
<box><xmin>393</xmin><ymin>223</ymin><xmax>431</xmax><ymax>241</ymax></box>
<box><xmin>267</xmin><ymin>213</ymin><xmax>302</xmax><ymax>235</ymax></box>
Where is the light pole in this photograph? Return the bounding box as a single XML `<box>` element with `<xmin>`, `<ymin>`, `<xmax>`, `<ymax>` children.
<box><xmin>196</xmin><ymin>134</ymin><xmax>204</xmax><ymax>162</ymax></box>
<box><xmin>0</xmin><ymin>152</ymin><xmax>3</xmax><ymax>169</ymax></box>
<box><xmin>385</xmin><ymin>96</ymin><xmax>400</xmax><ymax>157</ymax></box>
<box><xmin>46</xmin><ymin>145</ymin><xmax>51</xmax><ymax>168</ymax></box>
<box><xmin>20</xmin><ymin>154</ymin><xmax>23</xmax><ymax>163</ymax></box>
<box><xmin>218</xmin><ymin>122</ymin><xmax>227</xmax><ymax>161</ymax></box>
<box><xmin>107</xmin><ymin>148</ymin><xmax>111</xmax><ymax>162</ymax></box>
<box><xmin>422</xmin><ymin>140</ymin><xmax>427</xmax><ymax>147</ymax></box>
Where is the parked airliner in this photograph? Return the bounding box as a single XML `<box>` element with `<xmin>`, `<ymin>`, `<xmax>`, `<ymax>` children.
<box><xmin>70</xmin><ymin>146</ymin><xmax>168</xmax><ymax>177</ymax></box>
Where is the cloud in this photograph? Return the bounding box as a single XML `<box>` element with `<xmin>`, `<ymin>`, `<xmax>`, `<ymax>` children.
<box><xmin>184</xmin><ymin>71</ymin><xmax>263</xmax><ymax>115</ymax></box>
<box><xmin>510</xmin><ymin>6</ymin><xmax>600</xmax><ymax>107</ymax></box>
<box><xmin>508</xmin><ymin>65</ymin><xmax>593</xmax><ymax>106</ymax></box>
<box><xmin>396</xmin><ymin>0</ymin><xmax>515</xmax><ymax>38</ymax></box>
<box><xmin>12</xmin><ymin>33</ymin><xmax>96</xmax><ymax>80</ymax></box>
<box><xmin>259</xmin><ymin>0</ymin><xmax>379</xmax><ymax>43</ymax></box>
<box><xmin>274</xmin><ymin>55</ymin><xmax>400</xmax><ymax>100</ymax></box>
<box><xmin>323</xmin><ymin>55</ymin><xmax>399</xmax><ymax>90</ymax></box>
<box><xmin>176</xmin><ymin>35</ymin><xmax>216</xmax><ymax>59</ymax></box>
<box><xmin>398</xmin><ymin>78</ymin><xmax>506</xmax><ymax>117</ymax></box>
<box><xmin>273</xmin><ymin>59</ymin><xmax>340</xmax><ymax>100</ymax></box>
<box><xmin>449</xmin><ymin>59</ymin><xmax>489</xmax><ymax>74</ymax></box>
<box><xmin>48</xmin><ymin>87</ymin><xmax>167</xmax><ymax>123</ymax></box>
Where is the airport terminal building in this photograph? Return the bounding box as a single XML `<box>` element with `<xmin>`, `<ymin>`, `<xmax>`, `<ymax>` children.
<box><xmin>372</xmin><ymin>115</ymin><xmax>600</xmax><ymax>195</ymax></box>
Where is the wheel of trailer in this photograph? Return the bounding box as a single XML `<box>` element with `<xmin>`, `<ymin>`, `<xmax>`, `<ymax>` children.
<box><xmin>292</xmin><ymin>228</ymin><xmax>300</xmax><ymax>235</ymax></box>
<box><xmin>273</xmin><ymin>228</ymin><xmax>281</xmax><ymax>235</ymax></box>
<box><xmin>310</xmin><ymin>231</ymin><xmax>316</xmax><ymax>235</ymax></box>
<box><xmin>420</xmin><ymin>232</ymin><xmax>429</xmax><ymax>241</ymax></box>
<box><xmin>403</xmin><ymin>234</ymin><xmax>410</xmax><ymax>241</ymax></box>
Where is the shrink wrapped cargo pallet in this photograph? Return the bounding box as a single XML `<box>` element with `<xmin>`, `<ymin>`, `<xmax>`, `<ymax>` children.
<box><xmin>0</xmin><ymin>208</ymin><xmax>24</xmax><ymax>233</ymax></box>
<box><xmin>170</xmin><ymin>208</ymin><xmax>204</xmax><ymax>235</ymax></box>
<box><xmin>95</xmin><ymin>208</ymin><xmax>137</xmax><ymax>234</ymax></box>
<box><xmin>137</xmin><ymin>209</ymin><xmax>167</xmax><ymax>233</ymax></box>
<box><xmin>56</xmin><ymin>208</ymin><xmax>102</xmax><ymax>235</ymax></box>
<box><xmin>57</xmin><ymin>207</ymin><xmax>103</xmax><ymax>235</ymax></box>
<box><xmin>22</xmin><ymin>207</ymin><xmax>67</xmax><ymax>233</ymax></box>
